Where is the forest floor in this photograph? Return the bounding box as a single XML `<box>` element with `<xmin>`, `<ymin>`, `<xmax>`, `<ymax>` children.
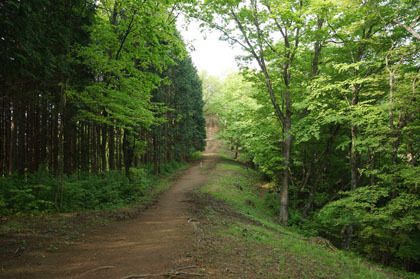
<box><xmin>1</xmin><ymin>120</ymin><xmax>417</xmax><ymax>279</ymax></box>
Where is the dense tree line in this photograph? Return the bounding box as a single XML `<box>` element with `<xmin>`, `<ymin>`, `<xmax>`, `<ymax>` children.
<box><xmin>198</xmin><ymin>0</ymin><xmax>420</xmax><ymax>272</ymax></box>
<box><xmin>0</xmin><ymin>0</ymin><xmax>205</xmax><ymax>211</ymax></box>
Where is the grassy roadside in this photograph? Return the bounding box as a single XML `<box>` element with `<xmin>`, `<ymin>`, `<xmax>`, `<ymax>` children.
<box><xmin>188</xmin><ymin>158</ymin><xmax>419</xmax><ymax>279</ymax></box>
<box><xmin>0</xmin><ymin>161</ymin><xmax>191</xmax><ymax>260</ymax></box>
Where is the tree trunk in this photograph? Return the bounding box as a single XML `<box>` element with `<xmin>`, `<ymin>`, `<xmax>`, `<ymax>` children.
<box><xmin>109</xmin><ymin>124</ymin><xmax>115</xmax><ymax>170</ymax></box>
<box><xmin>85</xmin><ymin>122</ymin><xmax>92</xmax><ymax>172</ymax></box>
<box><xmin>63</xmin><ymin>111</ymin><xmax>72</xmax><ymax>176</ymax></box>
<box><xmin>117</xmin><ymin>128</ymin><xmax>122</xmax><ymax>170</ymax></box>
<box><xmin>26</xmin><ymin>104</ymin><xmax>34</xmax><ymax>173</ymax></box>
<box><xmin>17</xmin><ymin>101</ymin><xmax>26</xmax><ymax>176</ymax></box>
<box><xmin>9</xmin><ymin>115</ymin><xmax>15</xmax><ymax>175</ymax></box>
<box><xmin>158</xmin><ymin>132</ymin><xmax>161</xmax><ymax>172</ymax></box>
<box><xmin>101</xmin><ymin>124</ymin><xmax>107</xmax><ymax>171</ymax></box>
<box><xmin>280</xmin><ymin>114</ymin><xmax>293</xmax><ymax>225</ymax></box>
<box><xmin>91</xmin><ymin>123</ymin><xmax>97</xmax><ymax>173</ymax></box>
<box><xmin>0</xmin><ymin>99</ymin><xmax>4</xmax><ymax>177</ymax></box>
<box><xmin>54</xmin><ymin>90</ymin><xmax>66</xmax><ymax>210</ymax></box>
<box><xmin>40</xmin><ymin>98</ymin><xmax>48</xmax><ymax>171</ymax></box>
<box><xmin>34</xmin><ymin>102</ymin><xmax>41</xmax><ymax>173</ymax></box>
<box><xmin>5</xmin><ymin>101</ymin><xmax>12</xmax><ymax>175</ymax></box>
<box><xmin>123</xmin><ymin>129</ymin><xmax>134</xmax><ymax>177</ymax></box>
<box><xmin>80</xmin><ymin>123</ymin><xmax>87</xmax><ymax>172</ymax></box>
<box><xmin>153</xmin><ymin>134</ymin><xmax>158</xmax><ymax>175</ymax></box>
<box><xmin>350</xmin><ymin>123</ymin><xmax>358</xmax><ymax>192</ymax></box>
<box><xmin>52</xmin><ymin>105</ymin><xmax>59</xmax><ymax>174</ymax></box>
<box><xmin>96</xmin><ymin>125</ymin><xmax>101</xmax><ymax>171</ymax></box>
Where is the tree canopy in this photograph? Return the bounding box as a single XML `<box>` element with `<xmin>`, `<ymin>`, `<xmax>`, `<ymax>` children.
<box><xmin>198</xmin><ymin>0</ymin><xmax>420</xmax><ymax>272</ymax></box>
<box><xmin>0</xmin><ymin>0</ymin><xmax>206</xmax><ymax>210</ymax></box>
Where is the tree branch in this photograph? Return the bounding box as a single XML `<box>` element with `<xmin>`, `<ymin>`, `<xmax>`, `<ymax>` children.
<box><xmin>394</xmin><ymin>18</ymin><xmax>420</xmax><ymax>41</ymax></box>
<box><xmin>230</xmin><ymin>6</ymin><xmax>286</xmax><ymax>124</ymax></box>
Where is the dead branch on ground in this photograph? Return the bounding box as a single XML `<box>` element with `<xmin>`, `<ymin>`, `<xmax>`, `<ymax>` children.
<box><xmin>86</xmin><ymin>266</ymin><xmax>116</xmax><ymax>273</ymax></box>
<box><xmin>119</xmin><ymin>266</ymin><xmax>205</xmax><ymax>279</ymax></box>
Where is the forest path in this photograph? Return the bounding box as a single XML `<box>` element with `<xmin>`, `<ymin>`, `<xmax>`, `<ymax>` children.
<box><xmin>3</xmin><ymin>120</ymin><xmax>221</xmax><ymax>279</ymax></box>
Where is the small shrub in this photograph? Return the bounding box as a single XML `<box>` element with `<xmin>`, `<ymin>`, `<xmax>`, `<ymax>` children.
<box><xmin>190</xmin><ymin>151</ymin><xmax>203</xmax><ymax>161</ymax></box>
<box><xmin>0</xmin><ymin>160</ymin><xmax>188</xmax><ymax>215</ymax></box>
<box><xmin>263</xmin><ymin>191</ymin><xmax>281</xmax><ymax>215</ymax></box>
<box><xmin>0</xmin><ymin>175</ymin><xmax>54</xmax><ymax>215</ymax></box>
<box><xmin>288</xmin><ymin>209</ymin><xmax>318</xmax><ymax>237</ymax></box>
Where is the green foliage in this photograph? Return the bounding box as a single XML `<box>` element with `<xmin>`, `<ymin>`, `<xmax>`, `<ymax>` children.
<box><xmin>0</xmin><ymin>161</ymin><xmax>187</xmax><ymax>215</ymax></box>
<box><xmin>168</xmin><ymin>56</ymin><xmax>207</xmax><ymax>154</ymax></box>
<box><xmin>0</xmin><ymin>0</ymin><xmax>206</xmax><ymax>219</ymax></box>
<box><xmin>74</xmin><ymin>0</ymin><xmax>184</xmax><ymax>131</ymax></box>
<box><xmin>0</xmin><ymin>179</ymin><xmax>54</xmax><ymax>214</ymax></box>
<box><xmin>200</xmin><ymin>159</ymin><xmax>415</xmax><ymax>279</ymax></box>
<box><xmin>317</xmin><ymin>186</ymin><xmax>420</xmax><ymax>267</ymax></box>
<box><xmin>263</xmin><ymin>191</ymin><xmax>281</xmax><ymax>215</ymax></box>
<box><xmin>1</xmin><ymin>0</ymin><xmax>419</xmax><ymax>274</ymax></box>
<box><xmin>200</xmin><ymin>71</ymin><xmax>223</xmax><ymax>116</ymax></box>
<box><xmin>189</xmin><ymin>151</ymin><xmax>203</xmax><ymax>161</ymax></box>
<box><xmin>199</xmin><ymin>0</ymin><xmax>420</xmax><ymax>272</ymax></box>
<box><xmin>160</xmin><ymin>161</ymin><xmax>188</xmax><ymax>175</ymax></box>
<box><xmin>264</xmin><ymin>192</ymin><xmax>319</xmax><ymax>237</ymax></box>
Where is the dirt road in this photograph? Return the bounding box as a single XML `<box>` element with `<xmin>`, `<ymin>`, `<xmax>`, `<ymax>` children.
<box><xmin>2</xmin><ymin>121</ymin><xmax>220</xmax><ymax>279</ymax></box>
